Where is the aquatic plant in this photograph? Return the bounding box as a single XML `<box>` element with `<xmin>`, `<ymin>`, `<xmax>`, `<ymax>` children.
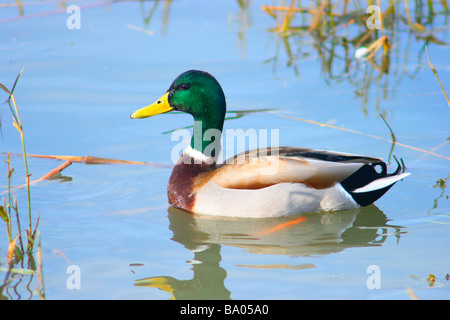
<box><xmin>0</xmin><ymin>72</ymin><xmax>45</xmax><ymax>300</ymax></box>
<box><xmin>261</xmin><ymin>0</ymin><xmax>450</xmax><ymax>113</ymax></box>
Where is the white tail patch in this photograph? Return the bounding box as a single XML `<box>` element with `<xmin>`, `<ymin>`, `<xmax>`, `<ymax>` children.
<box><xmin>352</xmin><ymin>173</ymin><xmax>410</xmax><ymax>193</ymax></box>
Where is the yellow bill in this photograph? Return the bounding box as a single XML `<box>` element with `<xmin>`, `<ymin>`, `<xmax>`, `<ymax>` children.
<box><xmin>130</xmin><ymin>92</ymin><xmax>173</xmax><ymax>119</ymax></box>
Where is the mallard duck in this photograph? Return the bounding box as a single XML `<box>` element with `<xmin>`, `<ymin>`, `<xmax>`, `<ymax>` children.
<box><xmin>131</xmin><ymin>70</ymin><xmax>409</xmax><ymax>218</ymax></box>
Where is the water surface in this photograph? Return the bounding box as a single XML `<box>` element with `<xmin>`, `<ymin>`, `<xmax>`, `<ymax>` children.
<box><xmin>1</xmin><ymin>0</ymin><xmax>449</xmax><ymax>299</ymax></box>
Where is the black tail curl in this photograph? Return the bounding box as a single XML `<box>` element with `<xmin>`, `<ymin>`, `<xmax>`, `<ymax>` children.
<box><xmin>340</xmin><ymin>157</ymin><xmax>405</xmax><ymax>206</ymax></box>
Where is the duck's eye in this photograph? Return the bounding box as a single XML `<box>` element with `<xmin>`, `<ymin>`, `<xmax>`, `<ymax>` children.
<box><xmin>181</xmin><ymin>84</ymin><xmax>190</xmax><ymax>90</ymax></box>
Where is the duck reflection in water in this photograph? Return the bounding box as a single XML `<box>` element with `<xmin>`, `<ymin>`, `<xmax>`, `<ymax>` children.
<box><xmin>134</xmin><ymin>205</ymin><xmax>404</xmax><ymax>299</ymax></box>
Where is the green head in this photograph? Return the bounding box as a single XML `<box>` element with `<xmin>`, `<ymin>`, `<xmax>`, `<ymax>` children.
<box><xmin>131</xmin><ymin>70</ymin><xmax>226</xmax><ymax>155</ymax></box>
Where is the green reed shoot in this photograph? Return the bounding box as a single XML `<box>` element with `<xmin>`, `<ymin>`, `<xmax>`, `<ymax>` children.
<box><xmin>0</xmin><ymin>70</ymin><xmax>45</xmax><ymax>299</ymax></box>
<box><xmin>425</xmin><ymin>45</ymin><xmax>450</xmax><ymax>109</ymax></box>
<box><xmin>0</xmin><ymin>69</ymin><xmax>37</xmax><ymax>254</ymax></box>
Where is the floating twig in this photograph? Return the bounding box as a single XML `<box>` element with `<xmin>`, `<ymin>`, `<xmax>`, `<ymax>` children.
<box><xmin>31</xmin><ymin>160</ymin><xmax>72</xmax><ymax>184</ymax></box>
<box><xmin>261</xmin><ymin>4</ymin><xmax>342</xmax><ymax>17</ymax></box>
<box><xmin>3</xmin><ymin>153</ymin><xmax>172</xmax><ymax>167</ymax></box>
<box><xmin>1</xmin><ymin>160</ymin><xmax>73</xmax><ymax>194</ymax></box>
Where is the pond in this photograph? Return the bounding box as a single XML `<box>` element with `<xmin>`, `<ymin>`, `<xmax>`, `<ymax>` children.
<box><xmin>1</xmin><ymin>0</ymin><xmax>449</xmax><ymax>300</ymax></box>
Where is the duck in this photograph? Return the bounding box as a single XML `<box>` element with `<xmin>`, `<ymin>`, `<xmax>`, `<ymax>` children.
<box><xmin>130</xmin><ymin>70</ymin><xmax>409</xmax><ymax>218</ymax></box>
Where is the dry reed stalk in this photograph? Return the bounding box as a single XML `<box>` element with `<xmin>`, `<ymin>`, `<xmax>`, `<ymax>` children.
<box><xmin>362</xmin><ymin>35</ymin><xmax>389</xmax><ymax>60</ymax></box>
<box><xmin>0</xmin><ymin>0</ymin><xmax>110</xmax><ymax>23</ymax></box>
<box><xmin>31</xmin><ymin>160</ymin><xmax>72</xmax><ymax>184</ymax></box>
<box><xmin>7</xmin><ymin>235</ymin><xmax>17</xmax><ymax>261</ymax></box>
<box><xmin>1</xmin><ymin>160</ymin><xmax>72</xmax><ymax>194</ymax></box>
<box><xmin>24</xmin><ymin>154</ymin><xmax>154</xmax><ymax>165</ymax></box>
<box><xmin>0</xmin><ymin>0</ymin><xmax>85</xmax><ymax>7</ymax></box>
<box><xmin>261</xmin><ymin>4</ymin><xmax>342</xmax><ymax>16</ymax></box>
<box><xmin>355</xmin><ymin>28</ymin><xmax>376</xmax><ymax>47</ymax></box>
<box><xmin>280</xmin><ymin>114</ymin><xmax>450</xmax><ymax>161</ymax></box>
<box><xmin>2</xmin><ymin>153</ymin><xmax>173</xmax><ymax>166</ymax></box>
<box><xmin>280</xmin><ymin>0</ymin><xmax>297</xmax><ymax>33</ymax></box>
<box><xmin>308</xmin><ymin>0</ymin><xmax>327</xmax><ymax>33</ymax></box>
<box><xmin>377</xmin><ymin>0</ymin><xmax>383</xmax><ymax>30</ymax></box>
<box><xmin>425</xmin><ymin>45</ymin><xmax>450</xmax><ymax>109</ymax></box>
<box><xmin>404</xmin><ymin>0</ymin><xmax>412</xmax><ymax>25</ymax></box>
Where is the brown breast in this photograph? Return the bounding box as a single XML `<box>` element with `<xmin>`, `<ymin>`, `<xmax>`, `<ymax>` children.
<box><xmin>167</xmin><ymin>156</ymin><xmax>213</xmax><ymax>212</ymax></box>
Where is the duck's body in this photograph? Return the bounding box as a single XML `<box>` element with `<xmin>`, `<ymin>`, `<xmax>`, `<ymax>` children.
<box><xmin>167</xmin><ymin>145</ymin><xmax>406</xmax><ymax>218</ymax></box>
<box><xmin>131</xmin><ymin>70</ymin><xmax>409</xmax><ymax>218</ymax></box>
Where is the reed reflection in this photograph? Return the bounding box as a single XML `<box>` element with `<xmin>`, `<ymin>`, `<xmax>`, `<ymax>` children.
<box><xmin>261</xmin><ymin>1</ymin><xmax>450</xmax><ymax>114</ymax></box>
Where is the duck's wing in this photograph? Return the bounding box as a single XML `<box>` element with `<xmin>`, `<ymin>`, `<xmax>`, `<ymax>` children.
<box><xmin>214</xmin><ymin>147</ymin><xmax>379</xmax><ymax>189</ymax></box>
<box><xmin>212</xmin><ymin>147</ymin><xmax>408</xmax><ymax>205</ymax></box>
<box><xmin>229</xmin><ymin>146</ymin><xmax>383</xmax><ymax>165</ymax></box>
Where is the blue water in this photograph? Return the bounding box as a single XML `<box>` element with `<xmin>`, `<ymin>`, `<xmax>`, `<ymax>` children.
<box><xmin>1</xmin><ymin>0</ymin><xmax>449</xmax><ymax>299</ymax></box>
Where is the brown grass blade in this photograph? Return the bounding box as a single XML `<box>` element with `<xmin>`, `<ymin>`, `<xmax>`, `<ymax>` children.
<box><xmin>261</xmin><ymin>4</ymin><xmax>342</xmax><ymax>16</ymax></box>
<box><xmin>280</xmin><ymin>114</ymin><xmax>450</xmax><ymax>160</ymax></box>
<box><xmin>7</xmin><ymin>236</ymin><xmax>17</xmax><ymax>261</ymax></box>
<box><xmin>1</xmin><ymin>160</ymin><xmax>73</xmax><ymax>194</ymax></box>
<box><xmin>31</xmin><ymin>160</ymin><xmax>72</xmax><ymax>183</ymax></box>
<box><xmin>4</xmin><ymin>153</ymin><xmax>172</xmax><ymax>167</ymax></box>
<box><xmin>308</xmin><ymin>0</ymin><xmax>327</xmax><ymax>33</ymax></box>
